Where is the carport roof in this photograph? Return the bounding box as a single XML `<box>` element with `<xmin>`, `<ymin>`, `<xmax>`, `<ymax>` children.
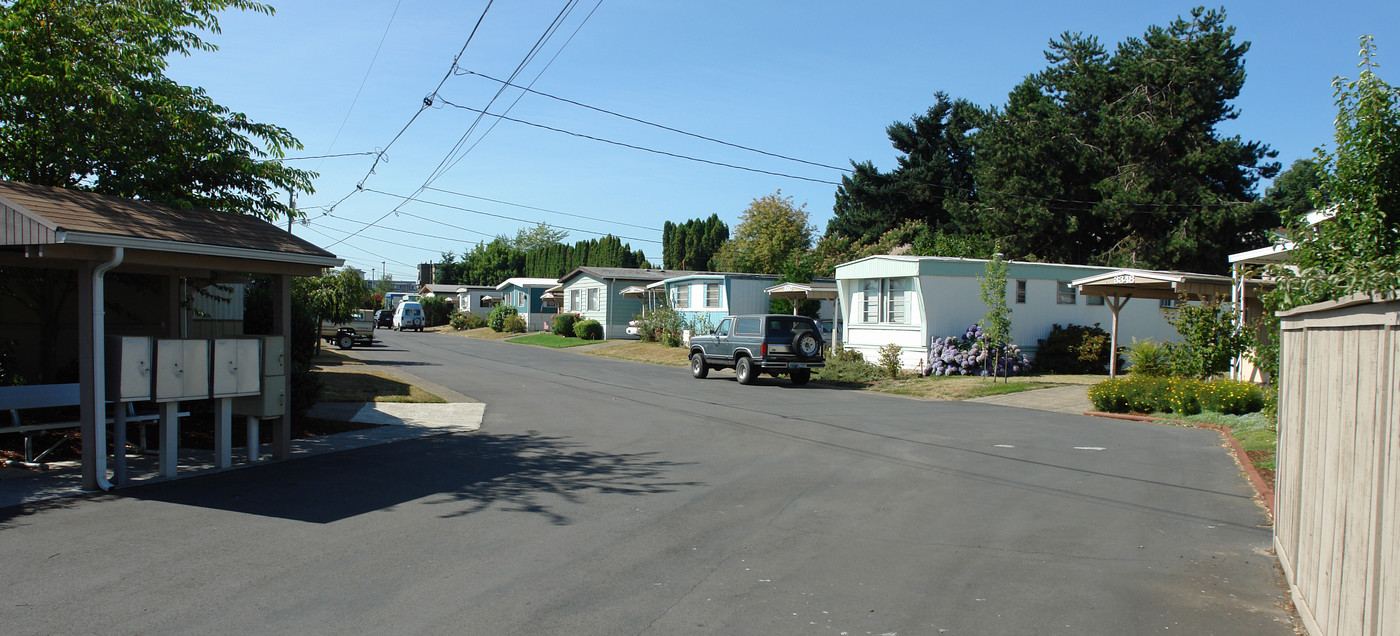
<box><xmin>0</xmin><ymin>181</ymin><xmax>341</xmax><ymax>274</ymax></box>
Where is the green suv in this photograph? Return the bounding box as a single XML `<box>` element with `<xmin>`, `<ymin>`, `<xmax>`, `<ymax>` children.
<box><xmin>688</xmin><ymin>314</ymin><xmax>826</xmax><ymax>385</ymax></box>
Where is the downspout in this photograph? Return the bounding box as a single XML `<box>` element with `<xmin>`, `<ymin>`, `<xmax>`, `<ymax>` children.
<box><xmin>89</xmin><ymin>247</ymin><xmax>124</xmax><ymax>491</ymax></box>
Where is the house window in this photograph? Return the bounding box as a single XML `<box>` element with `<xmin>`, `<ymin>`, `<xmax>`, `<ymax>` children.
<box><xmin>705</xmin><ymin>282</ymin><xmax>720</xmax><ymax>308</ymax></box>
<box><xmin>587</xmin><ymin>288</ymin><xmax>599</xmax><ymax>311</ymax></box>
<box><xmin>1160</xmin><ymin>298</ymin><xmax>1179</xmax><ymax>309</ymax></box>
<box><xmin>1086</xmin><ymin>294</ymin><xmax>1105</xmax><ymax>306</ymax></box>
<box><xmin>859</xmin><ymin>278</ymin><xmax>910</xmax><ymax>324</ymax></box>
<box><xmin>517</xmin><ymin>290</ymin><xmax>526</xmax><ymax>308</ymax></box>
<box><xmin>569</xmin><ymin>289</ymin><xmax>579</xmax><ymax>311</ymax></box>
<box><xmin>1057</xmin><ymin>282</ymin><xmax>1076</xmax><ymax>305</ymax></box>
<box><xmin>1015</xmin><ymin>280</ymin><xmax>1027</xmax><ymax>304</ymax></box>
<box><xmin>674</xmin><ymin>284</ymin><xmax>690</xmax><ymax>309</ymax></box>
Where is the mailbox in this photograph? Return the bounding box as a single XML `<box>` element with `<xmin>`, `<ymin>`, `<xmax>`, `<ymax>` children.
<box><xmin>233</xmin><ymin>373</ymin><xmax>285</xmax><ymax>417</ymax></box>
<box><xmin>105</xmin><ymin>336</ymin><xmax>152</xmax><ymax>401</ymax></box>
<box><xmin>212</xmin><ymin>339</ymin><xmax>261</xmax><ymax>398</ymax></box>
<box><xmin>154</xmin><ymin>339</ymin><xmax>211</xmax><ymax>402</ymax></box>
<box><xmin>232</xmin><ymin>335</ymin><xmax>287</xmax><ymax>418</ymax></box>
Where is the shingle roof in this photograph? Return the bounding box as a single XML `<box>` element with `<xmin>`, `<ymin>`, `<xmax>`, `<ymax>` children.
<box><xmin>0</xmin><ymin>180</ymin><xmax>337</xmax><ymax>260</ymax></box>
<box><xmin>559</xmin><ymin>266</ymin><xmax>699</xmax><ymax>285</ymax></box>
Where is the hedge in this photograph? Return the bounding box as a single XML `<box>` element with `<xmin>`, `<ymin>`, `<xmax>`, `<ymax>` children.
<box><xmin>574</xmin><ymin>319</ymin><xmax>603</xmax><ymax>340</ymax></box>
<box><xmin>1088</xmin><ymin>376</ymin><xmax>1263</xmax><ymax>415</ymax></box>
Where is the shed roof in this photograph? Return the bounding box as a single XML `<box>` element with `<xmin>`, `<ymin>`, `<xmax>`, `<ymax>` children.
<box><xmin>1071</xmin><ymin>268</ymin><xmax>1237</xmax><ymax>301</ymax></box>
<box><xmin>494</xmin><ymin>277</ymin><xmax>559</xmax><ymax>291</ymax></box>
<box><xmin>0</xmin><ymin>181</ymin><xmax>339</xmax><ymax>274</ymax></box>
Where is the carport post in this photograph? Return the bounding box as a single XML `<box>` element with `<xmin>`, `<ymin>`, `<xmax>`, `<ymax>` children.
<box><xmin>1105</xmin><ymin>294</ymin><xmax>1130</xmax><ymax>379</ymax></box>
<box><xmin>272</xmin><ymin>273</ymin><xmax>292</xmax><ymax>460</ymax></box>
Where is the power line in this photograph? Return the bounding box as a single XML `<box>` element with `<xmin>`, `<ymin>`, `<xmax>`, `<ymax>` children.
<box><xmin>441</xmin><ymin>0</ymin><xmax>604</xmax><ymax>176</ymax></box>
<box><xmin>323</xmin><ymin>0</ymin><xmax>498</xmax><ymax>216</ymax></box>
<box><xmin>299</xmin><ymin>224</ymin><xmax>417</xmax><ymax>267</ymax></box>
<box><xmin>327</xmin><ymin>1</ymin><xmax>590</xmax><ymax>248</ymax></box>
<box><xmin>317</xmin><ymin>0</ymin><xmax>404</xmax><ymax>173</ymax></box>
<box><xmin>435</xmin><ymin>96</ymin><xmax>842</xmax><ymax>185</ymax></box>
<box><xmin>361</xmin><ymin>187</ymin><xmax>662</xmax><ymax>245</ymax></box>
<box><xmin>458</xmin><ymin>68</ymin><xmax>850</xmax><ymax>174</ymax></box>
<box><xmin>423</xmin><ymin>184</ymin><xmax>659</xmax><ymax>231</ymax></box>
<box><xmin>272</xmin><ymin>151</ymin><xmax>380</xmax><ymax>162</ymax></box>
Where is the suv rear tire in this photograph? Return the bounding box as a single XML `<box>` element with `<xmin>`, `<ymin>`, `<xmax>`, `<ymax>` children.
<box><xmin>735</xmin><ymin>356</ymin><xmax>756</xmax><ymax>385</ymax></box>
<box><xmin>790</xmin><ymin>369</ymin><xmax>811</xmax><ymax>385</ymax></box>
<box><xmin>690</xmin><ymin>351</ymin><xmax>709</xmax><ymax>379</ymax></box>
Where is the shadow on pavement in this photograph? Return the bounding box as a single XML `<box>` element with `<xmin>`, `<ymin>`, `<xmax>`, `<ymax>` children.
<box><xmin>120</xmin><ymin>432</ymin><xmax>701</xmax><ymax>525</ymax></box>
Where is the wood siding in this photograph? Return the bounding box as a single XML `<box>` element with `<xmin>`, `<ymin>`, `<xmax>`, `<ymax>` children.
<box><xmin>1275</xmin><ymin>294</ymin><xmax>1399</xmax><ymax>636</ymax></box>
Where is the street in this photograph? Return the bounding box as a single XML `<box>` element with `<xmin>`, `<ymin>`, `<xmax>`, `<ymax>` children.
<box><xmin>0</xmin><ymin>329</ymin><xmax>1293</xmax><ymax>634</ymax></box>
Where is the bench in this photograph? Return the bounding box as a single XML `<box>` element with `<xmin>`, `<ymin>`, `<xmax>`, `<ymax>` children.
<box><xmin>1</xmin><ymin>383</ymin><xmax>176</xmax><ymax>468</ymax></box>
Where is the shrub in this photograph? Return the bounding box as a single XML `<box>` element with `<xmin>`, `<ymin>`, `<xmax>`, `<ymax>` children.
<box><xmin>926</xmin><ymin>324</ymin><xmax>1031</xmax><ymax>377</ymax></box>
<box><xmin>1087</xmin><ymin>376</ymin><xmax>1260</xmax><ymax>416</ymax></box>
<box><xmin>877</xmin><ymin>343</ymin><xmax>903</xmax><ymax>378</ymax></box>
<box><xmin>553</xmin><ymin>312</ymin><xmax>580</xmax><ymax>337</ymax></box>
<box><xmin>816</xmin><ymin>344</ymin><xmax>882</xmax><ymax>383</ymax></box>
<box><xmin>574</xmin><ymin>319</ymin><xmax>603</xmax><ymax>340</ymax></box>
<box><xmin>449</xmin><ymin>311</ymin><xmax>469</xmax><ymax>330</ymax></box>
<box><xmin>288</xmin><ymin>365</ymin><xmax>323</xmax><ymax>419</ymax></box>
<box><xmin>420</xmin><ymin>296</ymin><xmax>453</xmax><ymax>327</ymax></box>
<box><xmin>1035</xmin><ymin>323</ymin><xmax>1117</xmax><ymax>374</ymax></box>
<box><xmin>1126</xmin><ymin>338</ymin><xmax>1173</xmax><ymax>377</ymax></box>
<box><xmin>1164</xmin><ymin>299</ymin><xmax>1252</xmax><ymax>379</ymax></box>
<box><xmin>634</xmin><ymin>304</ymin><xmax>687</xmax><ymax>346</ymax></box>
<box><xmin>487</xmin><ymin>305</ymin><xmax>518</xmax><ymax>332</ymax></box>
<box><xmin>502</xmin><ymin>313</ymin><xmax>526</xmax><ymax>333</ymax></box>
<box><xmin>1199</xmin><ymin>379</ymin><xmax>1264</xmax><ymax>415</ymax></box>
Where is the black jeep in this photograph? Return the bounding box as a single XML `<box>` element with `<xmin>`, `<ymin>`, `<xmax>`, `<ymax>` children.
<box><xmin>688</xmin><ymin>314</ymin><xmax>826</xmax><ymax>385</ymax></box>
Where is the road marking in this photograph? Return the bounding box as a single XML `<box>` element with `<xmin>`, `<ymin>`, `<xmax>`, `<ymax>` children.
<box><xmin>1073</xmin><ymin>446</ymin><xmax>1107</xmax><ymax>451</ymax></box>
<box><xmin>993</xmin><ymin>444</ymin><xmax>1015</xmax><ymax>448</ymax></box>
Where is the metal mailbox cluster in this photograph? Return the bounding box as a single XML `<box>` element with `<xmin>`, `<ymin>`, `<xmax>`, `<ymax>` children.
<box><xmin>103</xmin><ymin>335</ymin><xmax>286</xmax><ymax>480</ymax></box>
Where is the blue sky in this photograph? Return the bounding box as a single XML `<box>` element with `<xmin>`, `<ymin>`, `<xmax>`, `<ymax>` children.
<box><xmin>164</xmin><ymin>0</ymin><xmax>1399</xmax><ymax>281</ymax></box>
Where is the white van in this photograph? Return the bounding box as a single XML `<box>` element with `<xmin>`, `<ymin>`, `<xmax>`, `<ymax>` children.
<box><xmin>393</xmin><ymin>301</ymin><xmax>425</xmax><ymax>332</ymax></box>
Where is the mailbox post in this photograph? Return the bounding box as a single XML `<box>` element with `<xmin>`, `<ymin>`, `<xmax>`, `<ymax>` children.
<box><xmin>211</xmin><ymin>339</ymin><xmax>262</xmax><ymax>468</ymax></box>
<box><xmin>105</xmin><ymin>336</ymin><xmax>152</xmax><ymax>486</ymax></box>
<box><xmin>233</xmin><ymin>335</ymin><xmax>286</xmax><ymax>463</ymax></box>
<box><xmin>154</xmin><ymin>339</ymin><xmax>210</xmax><ymax>477</ymax></box>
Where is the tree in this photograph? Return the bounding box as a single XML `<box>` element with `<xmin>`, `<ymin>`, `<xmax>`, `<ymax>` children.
<box><xmin>828</xmin><ymin>93</ymin><xmax>984</xmax><ymax>242</ymax></box>
<box><xmin>978</xmin><ymin>252</ymin><xmax>1012</xmax><ymax>381</ymax></box>
<box><xmin>297</xmin><ymin>268</ymin><xmax>369</xmax><ymax>354</ymax></box>
<box><xmin>1264</xmin><ymin>158</ymin><xmax>1328</xmax><ymax>223</ymax></box>
<box><xmin>511</xmin><ymin>222</ymin><xmax>569</xmax><ymax>251</ymax></box>
<box><xmin>712</xmin><ymin>191</ymin><xmax>815</xmax><ymax>274</ymax></box>
<box><xmin>0</xmin><ymin>0</ymin><xmax>311</xmax><ymax>221</ymax></box>
<box><xmin>961</xmin><ymin>7</ymin><xmax>1278</xmax><ymax>273</ymax></box>
<box><xmin>1271</xmin><ymin>36</ymin><xmax>1400</xmax><ymax>308</ymax></box>
<box><xmin>663</xmin><ymin>214</ymin><xmax>729</xmax><ymax>270</ymax></box>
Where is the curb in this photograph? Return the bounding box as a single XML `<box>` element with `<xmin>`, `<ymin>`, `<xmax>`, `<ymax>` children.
<box><xmin>1083</xmin><ymin>411</ymin><xmax>1275</xmax><ymax>520</ymax></box>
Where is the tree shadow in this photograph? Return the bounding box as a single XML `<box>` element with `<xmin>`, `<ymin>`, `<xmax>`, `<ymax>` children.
<box><xmin>122</xmin><ymin>432</ymin><xmax>701</xmax><ymax>525</ymax></box>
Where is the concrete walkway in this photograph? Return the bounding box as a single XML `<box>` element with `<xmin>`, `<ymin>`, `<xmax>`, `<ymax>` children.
<box><xmin>964</xmin><ymin>384</ymin><xmax>1093</xmax><ymax>415</ymax></box>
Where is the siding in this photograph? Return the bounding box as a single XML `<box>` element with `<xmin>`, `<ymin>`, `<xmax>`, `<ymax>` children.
<box><xmin>1275</xmin><ymin>294</ymin><xmax>1399</xmax><ymax>636</ymax></box>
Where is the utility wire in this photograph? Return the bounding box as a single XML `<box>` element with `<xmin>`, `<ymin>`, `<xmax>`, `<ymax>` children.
<box><xmin>299</xmin><ymin>225</ymin><xmax>417</xmax><ymax>267</ymax></box>
<box><xmin>441</xmin><ymin>0</ymin><xmax>604</xmax><ymax>176</ymax></box>
<box><xmin>459</xmin><ymin>69</ymin><xmax>849</xmax><ymax>174</ymax></box>
<box><xmin>362</xmin><ymin>187</ymin><xmax>661</xmax><ymax>245</ymax></box>
<box><xmin>318</xmin><ymin>0</ymin><xmax>404</xmax><ymax>173</ymax></box>
<box><xmin>322</xmin><ymin>0</ymin><xmax>497</xmax><ymax>216</ymax></box>
<box><xmin>435</xmin><ymin>97</ymin><xmax>841</xmax><ymax>185</ymax></box>
<box><xmin>327</xmin><ymin>0</ymin><xmax>587</xmax><ymax>248</ymax></box>
<box><xmin>423</xmin><ymin>185</ymin><xmax>659</xmax><ymax>231</ymax></box>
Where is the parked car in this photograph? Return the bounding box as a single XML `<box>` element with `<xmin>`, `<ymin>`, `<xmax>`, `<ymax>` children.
<box><xmin>375</xmin><ymin>309</ymin><xmax>393</xmax><ymax>328</ymax></box>
<box><xmin>319</xmin><ymin>309</ymin><xmax>376</xmax><ymax>349</ymax></box>
<box><xmin>393</xmin><ymin>301</ymin><xmax>425</xmax><ymax>332</ymax></box>
<box><xmin>688</xmin><ymin>314</ymin><xmax>825</xmax><ymax>385</ymax></box>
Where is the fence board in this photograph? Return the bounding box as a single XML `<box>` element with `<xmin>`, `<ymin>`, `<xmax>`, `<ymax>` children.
<box><xmin>1277</xmin><ymin>294</ymin><xmax>1399</xmax><ymax>636</ymax></box>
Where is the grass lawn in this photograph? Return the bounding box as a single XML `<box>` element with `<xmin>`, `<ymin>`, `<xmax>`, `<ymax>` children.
<box><xmin>868</xmin><ymin>373</ymin><xmax>1099</xmax><ymax>400</ymax></box>
<box><xmin>506</xmin><ymin>333</ymin><xmax>596</xmax><ymax>348</ymax></box>
<box><xmin>583</xmin><ymin>341</ymin><xmax>691</xmax><ymax>367</ymax></box>
<box><xmin>314</xmin><ymin>369</ymin><xmax>446</xmax><ymax>403</ymax></box>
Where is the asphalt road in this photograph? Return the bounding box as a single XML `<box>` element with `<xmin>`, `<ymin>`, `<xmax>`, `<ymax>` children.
<box><xmin>0</xmin><ymin>329</ymin><xmax>1293</xmax><ymax>635</ymax></box>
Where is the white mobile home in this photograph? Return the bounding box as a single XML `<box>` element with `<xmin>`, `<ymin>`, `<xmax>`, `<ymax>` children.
<box><xmin>834</xmin><ymin>255</ymin><xmax>1184</xmax><ymax>370</ymax></box>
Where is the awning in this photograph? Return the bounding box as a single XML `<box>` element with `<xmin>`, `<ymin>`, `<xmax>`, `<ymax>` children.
<box><xmin>763</xmin><ymin>281</ymin><xmax>838</xmax><ymax>301</ymax></box>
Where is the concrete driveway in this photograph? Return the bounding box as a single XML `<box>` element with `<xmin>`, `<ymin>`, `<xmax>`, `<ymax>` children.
<box><xmin>0</xmin><ymin>330</ymin><xmax>1294</xmax><ymax>634</ymax></box>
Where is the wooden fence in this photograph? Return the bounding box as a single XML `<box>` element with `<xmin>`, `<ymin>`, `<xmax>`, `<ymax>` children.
<box><xmin>1275</xmin><ymin>292</ymin><xmax>1399</xmax><ymax>636</ymax></box>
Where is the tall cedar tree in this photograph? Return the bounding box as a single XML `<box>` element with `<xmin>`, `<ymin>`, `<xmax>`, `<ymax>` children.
<box><xmin>663</xmin><ymin>214</ymin><xmax>729</xmax><ymax>270</ymax></box>
<box><xmin>436</xmin><ymin>236</ymin><xmax>649</xmax><ymax>286</ymax></box>
<box><xmin>828</xmin><ymin>92</ymin><xmax>984</xmax><ymax>242</ymax></box>
<box><xmin>967</xmin><ymin>7</ymin><xmax>1278</xmax><ymax>273</ymax></box>
<box><xmin>0</xmin><ymin>0</ymin><xmax>311</xmax><ymax>221</ymax></box>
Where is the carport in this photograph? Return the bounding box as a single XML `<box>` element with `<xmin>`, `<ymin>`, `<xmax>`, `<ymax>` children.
<box><xmin>764</xmin><ymin>281</ymin><xmax>839</xmax><ymax>343</ymax></box>
<box><xmin>0</xmin><ymin>181</ymin><xmax>341</xmax><ymax>491</ymax></box>
<box><xmin>1071</xmin><ymin>269</ymin><xmax>1241</xmax><ymax>378</ymax></box>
